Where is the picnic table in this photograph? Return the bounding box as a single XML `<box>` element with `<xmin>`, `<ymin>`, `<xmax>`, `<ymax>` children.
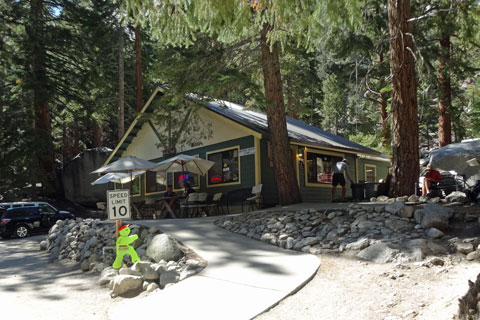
<box><xmin>155</xmin><ymin>196</ymin><xmax>184</xmax><ymax>219</ymax></box>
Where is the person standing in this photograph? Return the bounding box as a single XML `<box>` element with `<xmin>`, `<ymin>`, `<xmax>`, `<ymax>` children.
<box><xmin>332</xmin><ymin>159</ymin><xmax>353</xmax><ymax>202</ymax></box>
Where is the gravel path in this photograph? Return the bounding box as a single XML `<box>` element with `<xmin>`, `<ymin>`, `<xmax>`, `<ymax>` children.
<box><xmin>0</xmin><ymin>235</ymin><xmax>118</xmax><ymax>320</ymax></box>
<box><xmin>256</xmin><ymin>254</ymin><xmax>480</xmax><ymax>320</ymax></box>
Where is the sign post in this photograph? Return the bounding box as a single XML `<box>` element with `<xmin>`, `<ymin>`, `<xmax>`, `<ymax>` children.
<box><xmin>107</xmin><ymin>189</ymin><xmax>131</xmax><ymax>239</ymax></box>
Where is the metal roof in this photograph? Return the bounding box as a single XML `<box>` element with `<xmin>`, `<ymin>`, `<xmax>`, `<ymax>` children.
<box><xmin>206</xmin><ymin>100</ymin><xmax>381</xmax><ymax>155</ymax></box>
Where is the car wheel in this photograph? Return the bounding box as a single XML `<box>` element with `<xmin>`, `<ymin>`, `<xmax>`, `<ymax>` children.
<box><xmin>14</xmin><ymin>225</ymin><xmax>29</xmax><ymax>238</ymax></box>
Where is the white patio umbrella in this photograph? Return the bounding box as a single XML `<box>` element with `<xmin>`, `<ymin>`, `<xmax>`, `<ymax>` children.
<box><xmin>92</xmin><ymin>156</ymin><xmax>157</xmax><ymax>174</ymax></box>
<box><xmin>153</xmin><ymin>154</ymin><xmax>215</xmax><ymax>176</ymax></box>
<box><xmin>90</xmin><ymin>171</ymin><xmax>145</xmax><ymax>186</ymax></box>
<box><xmin>91</xmin><ymin>156</ymin><xmax>158</xmax><ymax>220</ymax></box>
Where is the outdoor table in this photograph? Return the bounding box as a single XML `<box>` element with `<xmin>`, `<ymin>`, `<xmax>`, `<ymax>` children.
<box><xmin>155</xmin><ymin>196</ymin><xmax>182</xmax><ymax>219</ymax></box>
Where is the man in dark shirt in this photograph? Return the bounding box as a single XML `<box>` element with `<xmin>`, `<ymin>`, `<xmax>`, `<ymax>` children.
<box><xmin>332</xmin><ymin>159</ymin><xmax>353</xmax><ymax>202</ymax></box>
<box><xmin>163</xmin><ymin>185</ymin><xmax>176</xmax><ymax>198</ymax></box>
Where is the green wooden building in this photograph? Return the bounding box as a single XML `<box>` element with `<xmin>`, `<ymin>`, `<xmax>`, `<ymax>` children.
<box><xmin>103</xmin><ymin>87</ymin><xmax>390</xmax><ymax>205</ymax></box>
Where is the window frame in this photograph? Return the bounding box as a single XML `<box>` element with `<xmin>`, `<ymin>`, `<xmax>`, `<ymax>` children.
<box><xmin>303</xmin><ymin>148</ymin><xmax>345</xmax><ymax>188</ymax></box>
<box><xmin>206</xmin><ymin>146</ymin><xmax>241</xmax><ymax>188</ymax></box>
<box><xmin>364</xmin><ymin>164</ymin><xmax>377</xmax><ymax>182</ymax></box>
<box><xmin>144</xmin><ymin>170</ymin><xmax>168</xmax><ymax>195</ymax></box>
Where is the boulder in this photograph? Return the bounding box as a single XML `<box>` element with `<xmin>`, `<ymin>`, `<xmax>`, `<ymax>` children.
<box><xmin>455</xmin><ymin>242</ymin><xmax>474</xmax><ymax>255</ymax></box>
<box><xmin>445</xmin><ymin>191</ymin><xmax>467</xmax><ymax>203</ymax></box>
<box><xmin>400</xmin><ymin>206</ymin><xmax>414</xmax><ymax>219</ymax></box>
<box><xmin>109</xmin><ymin>275</ymin><xmax>143</xmax><ymax>296</ymax></box>
<box><xmin>426</xmin><ymin>228</ymin><xmax>444</xmax><ymax>238</ymax></box>
<box><xmin>408</xmin><ymin>195</ymin><xmax>420</xmax><ymax>203</ymax></box>
<box><xmin>146</xmin><ymin>282</ymin><xmax>159</xmax><ymax>293</ymax></box>
<box><xmin>415</xmin><ymin>204</ymin><xmax>454</xmax><ymax>231</ymax></box>
<box><xmin>143</xmin><ymin>270</ymin><xmax>160</xmax><ymax>281</ymax></box>
<box><xmin>98</xmin><ymin>267</ymin><xmax>118</xmax><ymax>286</ymax></box>
<box><xmin>357</xmin><ymin>243</ymin><xmax>400</xmax><ymax>263</ymax></box>
<box><xmin>80</xmin><ymin>260</ymin><xmax>90</xmax><ymax>272</ymax></box>
<box><xmin>466</xmin><ymin>251</ymin><xmax>480</xmax><ymax>261</ymax></box>
<box><xmin>345</xmin><ymin>238</ymin><xmax>370</xmax><ymax>251</ymax></box>
<box><xmin>146</xmin><ymin>234</ymin><xmax>183</xmax><ymax>263</ymax></box>
<box><xmin>376</xmin><ymin>196</ymin><xmax>390</xmax><ymax>202</ymax></box>
<box><xmin>40</xmin><ymin>240</ymin><xmax>48</xmax><ymax>250</ymax></box>
<box><xmin>384</xmin><ymin>218</ymin><xmax>414</xmax><ymax>233</ymax></box>
<box><xmin>159</xmin><ymin>270</ymin><xmax>180</xmax><ymax>288</ymax></box>
<box><xmin>119</xmin><ymin>267</ymin><xmax>142</xmax><ymax>276</ymax></box>
<box><xmin>385</xmin><ymin>201</ymin><xmax>406</xmax><ymax>216</ymax></box>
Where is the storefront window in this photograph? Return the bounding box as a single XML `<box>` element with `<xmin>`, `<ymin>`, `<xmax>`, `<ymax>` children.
<box><xmin>207</xmin><ymin>148</ymin><xmax>240</xmax><ymax>185</ymax></box>
<box><xmin>145</xmin><ymin>171</ymin><xmax>167</xmax><ymax>194</ymax></box>
<box><xmin>123</xmin><ymin>176</ymin><xmax>141</xmax><ymax>195</ymax></box>
<box><xmin>306</xmin><ymin>152</ymin><xmax>342</xmax><ymax>184</ymax></box>
<box><xmin>173</xmin><ymin>172</ymin><xmax>198</xmax><ymax>190</ymax></box>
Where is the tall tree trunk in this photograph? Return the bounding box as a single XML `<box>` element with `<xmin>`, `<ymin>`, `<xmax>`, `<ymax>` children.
<box><xmin>29</xmin><ymin>0</ymin><xmax>55</xmax><ymax>193</ymax></box>
<box><xmin>286</xmin><ymin>76</ymin><xmax>299</xmax><ymax>119</ymax></box>
<box><xmin>260</xmin><ymin>24</ymin><xmax>302</xmax><ymax>205</ymax></box>
<box><xmin>117</xmin><ymin>29</ymin><xmax>125</xmax><ymax>141</ymax></box>
<box><xmin>438</xmin><ymin>35</ymin><xmax>452</xmax><ymax>147</ymax></box>
<box><xmin>378</xmin><ymin>52</ymin><xmax>391</xmax><ymax>146</ymax></box>
<box><xmin>92</xmin><ymin>121</ymin><xmax>104</xmax><ymax>147</ymax></box>
<box><xmin>387</xmin><ymin>0</ymin><xmax>419</xmax><ymax>197</ymax></box>
<box><xmin>135</xmin><ymin>25</ymin><xmax>143</xmax><ymax>112</ymax></box>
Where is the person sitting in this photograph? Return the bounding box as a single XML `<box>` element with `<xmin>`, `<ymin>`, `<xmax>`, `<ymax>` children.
<box><xmin>422</xmin><ymin>164</ymin><xmax>442</xmax><ymax>197</ymax></box>
<box><xmin>184</xmin><ymin>182</ymin><xmax>195</xmax><ymax>196</ymax></box>
<box><xmin>163</xmin><ymin>185</ymin><xmax>176</xmax><ymax>198</ymax></box>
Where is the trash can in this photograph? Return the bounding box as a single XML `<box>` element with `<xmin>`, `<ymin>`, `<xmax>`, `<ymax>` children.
<box><xmin>365</xmin><ymin>182</ymin><xmax>380</xmax><ymax>199</ymax></box>
<box><xmin>351</xmin><ymin>183</ymin><xmax>365</xmax><ymax>201</ymax></box>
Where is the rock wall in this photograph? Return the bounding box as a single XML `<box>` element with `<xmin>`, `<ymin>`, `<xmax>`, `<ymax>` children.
<box><xmin>41</xmin><ymin>218</ymin><xmax>206</xmax><ymax>297</ymax></box>
<box><xmin>216</xmin><ymin>202</ymin><xmax>480</xmax><ymax>264</ymax></box>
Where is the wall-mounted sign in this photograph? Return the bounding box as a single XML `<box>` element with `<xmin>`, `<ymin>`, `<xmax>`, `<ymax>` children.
<box><xmin>239</xmin><ymin>147</ymin><xmax>256</xmax><ymax>157</ymax></box>
<box><xmin>107</xmin><ymin>189</ymin><xmax>131</xmax><ymax>220</ymax></box>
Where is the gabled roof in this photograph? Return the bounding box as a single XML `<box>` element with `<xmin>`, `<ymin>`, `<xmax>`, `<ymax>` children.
<box><xmin>206</xmin><ymin>100</ymin><xmax>381</xmax><ymax>155</ymax></box>
<box><xmin>105</xmin><ymin>88</ymin><xmax>382</xmax><ymax>166</ymax></box>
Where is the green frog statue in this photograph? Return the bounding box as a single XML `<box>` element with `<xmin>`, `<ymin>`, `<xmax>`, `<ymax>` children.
<box><xmin>112</xmin><ymin>224</ymin><xmax>140</xmax><ymax>269</ymax></box>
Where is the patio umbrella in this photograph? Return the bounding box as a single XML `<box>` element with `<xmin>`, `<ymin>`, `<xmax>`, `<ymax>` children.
<box><xmin>152</xmin><ymin>154</ymin><xmax>215</xmax><ymax>176</ymax></box>
<box><xmin>91</xmin><ymin>156</ymin><xmax>157</xmax><ymax>174</ymax></box>
<box><xmin>91</xmin><ymin>156</ymin><xmax>158</xmax><ymax>220</ymax></box>
<box><xmin>90</xmin><ymin>171</ymin><xmax>145</xmax><ymax>186</ymax></box>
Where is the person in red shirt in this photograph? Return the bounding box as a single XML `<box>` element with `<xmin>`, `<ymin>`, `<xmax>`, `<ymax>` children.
<box><xmin>422</xmin><ymin>164</ymin><xmax>443</xmax><ymax>197</ymax></box>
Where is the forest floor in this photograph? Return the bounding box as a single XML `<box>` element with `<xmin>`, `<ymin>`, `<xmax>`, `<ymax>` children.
<box><xmin>255</xmin><ymin>205</ymin><xmax>480</xmax><ymax>320</ymax></box>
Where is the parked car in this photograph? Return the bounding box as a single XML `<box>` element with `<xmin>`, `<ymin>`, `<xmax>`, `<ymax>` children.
<box><xmin>0</xmin><ymin>201</ymin><xmax>68</xmax><ymax>211</ymax></box>
<box><xmin>0</xmin><ymin>205</ymin><xmax>75</xmax><ymax>239</ymax></box>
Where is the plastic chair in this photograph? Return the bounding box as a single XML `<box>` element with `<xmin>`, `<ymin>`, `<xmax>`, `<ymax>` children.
<box><xmin>247</xmin><ymin>184</ymin><xmax>263</xmax><ymax>212</ymax></box>
<box><xmin>181</xmin><ymin>193</ymin><xmax>198</xmax><ymax>218</ymax></box>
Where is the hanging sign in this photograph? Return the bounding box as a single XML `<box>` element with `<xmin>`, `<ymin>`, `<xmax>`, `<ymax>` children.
<box><xmin>107</xmin><ymin>189</ymin><xmax>131</xmax><ymax>220</ymax></box>
<box><xmin>239</xmin><ymin>147</ymin><xmax>256</xmax><ymax>157</ymax></box>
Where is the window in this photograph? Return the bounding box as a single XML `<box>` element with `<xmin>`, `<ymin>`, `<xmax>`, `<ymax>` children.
<box><xmin>39</xmin><ymin>204</ymin><xmax>57</xmax><ymax>215</ymax></box>
<box><xmin>207</xmin><ymin>148</ymin><xmax>240</xmax><ymax>185</ymax></box>
<box><xmin>173</xmin><ymin>172</ymin><xmax>199</xmax><ymax>190</ymax></box>
<box><xmin>365</xmin><ymin>164</ymin><xmax>377</xmax><ymax>182</ymax></box>
<box><xmin>145</xmin><ymin>171</ymin><xmax>167</xmax><ymax>194</ymax></box>
<box><xmin>306</xmin><ymin>151</ymin><xmax>342</xmax><ymax>184</ymax></box>
<box><xmin>123</xmin><ymin>176</ymin><xmax>141</xmax><ymax>195</ymax></box>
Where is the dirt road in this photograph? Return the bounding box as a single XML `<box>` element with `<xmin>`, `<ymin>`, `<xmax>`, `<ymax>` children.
<box><xmin>256</xmin><ymin>254</ymin><xmax>480</xmax><ymax>320</ymax></box>
<box><xmin>0</xmin><ymin>235</ymin><xmax>115</xmax><ymax>320</ymax></box>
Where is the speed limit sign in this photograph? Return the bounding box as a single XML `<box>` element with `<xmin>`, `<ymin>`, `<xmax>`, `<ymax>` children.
<box><xmin>107</xmin><ymin>189</ymin><xmax>131</xmax><ymax>220</ymax></box>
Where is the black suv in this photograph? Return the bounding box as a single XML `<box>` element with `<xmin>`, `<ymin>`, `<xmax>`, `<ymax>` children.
<box><xmin>0</xmin><ymin>206</ymin><xmax>75</xmax><ymax>238</ymax></box>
